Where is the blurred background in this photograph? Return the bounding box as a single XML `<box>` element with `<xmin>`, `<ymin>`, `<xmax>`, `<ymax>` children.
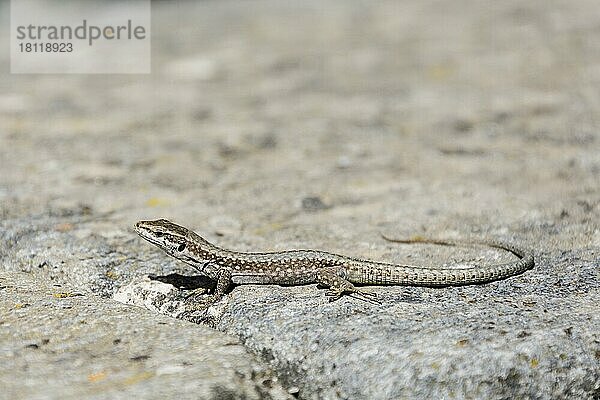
<box><xmin>1</xmin><ymin>0</ymin><xmax>598</xmax><ymax>242</ymax></box>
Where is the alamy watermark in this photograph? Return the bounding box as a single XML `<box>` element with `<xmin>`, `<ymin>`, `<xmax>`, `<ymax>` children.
<box><xmin>11</xmin><ymin>0</ymin><xmax>150</xmax><ymax>73</ymax></box>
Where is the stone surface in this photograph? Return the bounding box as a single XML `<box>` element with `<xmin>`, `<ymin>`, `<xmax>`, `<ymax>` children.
<box><xmin>0</xmin><ymin>271</ymin><xmax>289</xmax><ymax>400</ymax></box>
<box><xmin>1</xmin><ymin>0</ymin><xmax>599</xmax><ymax>399</ymax></box>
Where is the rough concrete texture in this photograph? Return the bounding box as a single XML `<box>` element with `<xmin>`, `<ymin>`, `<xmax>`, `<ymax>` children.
<box><xmin>1</xmin><ymin>0</ymin><xmax>599</xmax><ymax>399</ymax></box>
<box><xmin>0</xmin><ymin>271</ymin><xmax>289</xmax><ymax>400</ymax></box>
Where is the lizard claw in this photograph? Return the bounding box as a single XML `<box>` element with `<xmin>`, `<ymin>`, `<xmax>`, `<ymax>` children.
<box><xmin>184</xmin><ymin>287</ymin><xmax>209</xmax><ymax>301</ymax></box>
<box><xmin>325</xmin><ymin>289</ymin><xmax>343</xmax><ymax>302</ymax></box>
<box><xmin>349</xmin><ymin>290</ymin><xmax>381</xmax><ymax>305</ymax></box>
<box><xmin>325</xmin><ymin>288</ymin><xmax>381</xmax><ymax>305</ymax></box>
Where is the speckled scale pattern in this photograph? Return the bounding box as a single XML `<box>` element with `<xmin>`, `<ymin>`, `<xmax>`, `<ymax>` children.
<box><xmin>134</xmin><ymin>219</ymin><xmax>534</xmax><ymax>301</ymax></box>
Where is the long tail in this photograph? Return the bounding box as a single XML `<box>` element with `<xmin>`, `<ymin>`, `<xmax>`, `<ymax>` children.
<box><xmin>348</xmin><ymin>234</ymin><xmax>534</xmax><ymax>286</ymax></box>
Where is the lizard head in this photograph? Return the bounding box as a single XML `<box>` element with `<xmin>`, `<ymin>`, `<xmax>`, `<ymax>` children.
<box><xmin>134</xmin><ymin>219</ymin><xmax>189</xmax><ymax>256</ymax></box>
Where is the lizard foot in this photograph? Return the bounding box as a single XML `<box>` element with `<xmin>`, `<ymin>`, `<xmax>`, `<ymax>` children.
<box><xmin>325</xmin><ymin>288</ymin><xmax>381</xmax><ymax>305</ymax></box>
<box><xmin>183</xmin><ymin>287</ymin><xmax>210</xmax><ymax>301</ymax></box>
<box><xmin>318</xmin><ymin>267</ymin><xmax>381</xmax><ymax>305</ymax></box>
<box><xmin>349</xmin><ymin>289</ymin><xmax>380</xmax><ymax>304</ymax></box>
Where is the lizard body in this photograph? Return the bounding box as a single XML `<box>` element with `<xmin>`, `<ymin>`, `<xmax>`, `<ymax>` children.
<box><xmin>134</xmin><ymin>219</ymin><xmax>534</xmax><ymax>304</ymax></box>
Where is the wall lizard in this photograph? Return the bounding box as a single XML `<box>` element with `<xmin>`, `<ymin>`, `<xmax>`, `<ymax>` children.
<box><xmin>134</xmin><ymin>219</ymin><xmax>534</xmax><ymax>304</ymax></box>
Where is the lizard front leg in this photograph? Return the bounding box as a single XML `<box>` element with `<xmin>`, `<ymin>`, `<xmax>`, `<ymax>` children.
<box><xmin>316</xmin><ymin>267</ymin><xmax>380</xmax><ymax>304</ymax></box>
<box><xmin>186</xmin><ymin>266</ymin><xmax>232</xmax><ymax>308</ymax></box>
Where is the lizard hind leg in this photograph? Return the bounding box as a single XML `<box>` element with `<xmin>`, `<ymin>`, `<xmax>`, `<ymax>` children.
<box><xmin>317</xmin><ymin>267</ymin><xmax>380</xmax><ymax>305</ymax></box>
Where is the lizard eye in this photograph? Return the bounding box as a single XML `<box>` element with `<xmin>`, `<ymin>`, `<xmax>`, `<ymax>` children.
<box><xmin>177</xmin><ymin>243</ymin><xmax>186</xmax><ymax>252</ymax></box>
<box><xmin>155</xmin><ymin>232</ymin><xmax>164</xmax><ymax>237</ymax></box>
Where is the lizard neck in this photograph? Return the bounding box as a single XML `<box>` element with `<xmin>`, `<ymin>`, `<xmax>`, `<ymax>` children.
<box><xmin>185</xmin><ymin>231</ymin><xmax>231</xmax><ymax>261</ymax></box>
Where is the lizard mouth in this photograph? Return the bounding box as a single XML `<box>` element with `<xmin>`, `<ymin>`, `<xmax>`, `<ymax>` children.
<box><xmin>133</xmin><ymin>223</ymin><xmax>161</xmax><ymax>245</ymax></box>
<box><xmin>136</xmin><ymin>232</ymin><xmax>160</xmax><ymax>247</ymax></box>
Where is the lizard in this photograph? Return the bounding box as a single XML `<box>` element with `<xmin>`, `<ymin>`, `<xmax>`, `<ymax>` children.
<box><xmin>134</xmin><ymin>219</ymin><xmax>534</xmax><ymax>305</ymax></box>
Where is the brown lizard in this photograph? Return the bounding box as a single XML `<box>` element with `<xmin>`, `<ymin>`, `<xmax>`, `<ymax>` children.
<box><xmin>134</xmin><ymin>219</ymin><xmax>534</xmax><ymax>304</ymax></box>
